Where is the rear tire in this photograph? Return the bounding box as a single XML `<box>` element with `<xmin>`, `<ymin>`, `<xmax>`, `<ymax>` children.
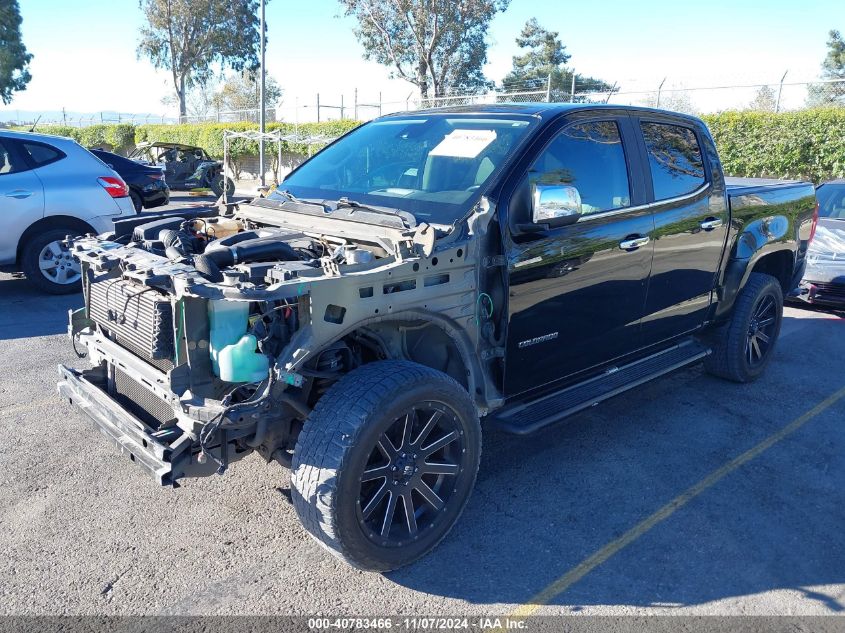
<box><xmin>704</xmin><ymin>272</ymin><xmax>783</xmax><ymax>383</ymax></box>
<box><xmin>21</xmin><ymin>229</ymin><xmax>83</xmax><ymax>295</ymax></box>
<box><xmin>211</xmin><ymin>173</ymin><xmax>235</xmax><ymax>198</ymax></box>
<box><xmin>290</xmin><ymin>361</ymin><xmax>481</xmax><ymax>571</ymax></box>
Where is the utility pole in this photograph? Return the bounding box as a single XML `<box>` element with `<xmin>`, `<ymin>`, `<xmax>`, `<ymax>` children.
<box><xmin>258</xmin><ymin>0</ymin><xmax>266</xmax><ymax>188</ymax></box>
<box><xmin>775</xmin><ymin>70</ymin><xmax>788</xmax><ymax>113</ymax></box>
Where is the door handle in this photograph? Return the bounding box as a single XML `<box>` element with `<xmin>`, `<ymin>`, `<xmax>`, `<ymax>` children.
<box><xmin>700</xmin><ymin>218</ymin><xmax>724</xmax><ymax>231</ymax></box>
<box><xmin>619</xmin><ymin>236</ymin><xmax>650</xmax><ymax>251</ymax></box>
<box><xmin>4</xmin><ymin>190</ymin><xmax>33</xmax><ymax>199</ymax></box>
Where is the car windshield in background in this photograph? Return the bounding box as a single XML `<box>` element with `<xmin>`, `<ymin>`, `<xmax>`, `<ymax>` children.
<box><xmin>272</xmin><ymin>114</ymin><xmax>536</xmax><ymax>224</ymax></box>
<box><xmin>816</xmin><ymin>183</ymin><xmax>845</xmax><ymax>219</ymax></box>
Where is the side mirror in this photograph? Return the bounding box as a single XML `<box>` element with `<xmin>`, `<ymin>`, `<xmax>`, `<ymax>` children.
<box><xmin>532</xmin><ymin>184</ymin><xmax>582</xmax><ymax>228</ymax></box>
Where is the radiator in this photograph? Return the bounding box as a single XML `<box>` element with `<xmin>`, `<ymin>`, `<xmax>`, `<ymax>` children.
<box><xmin>88</xmin><ymin>278</ymin><xmax>175</xmax><ymax>364</ymax></box>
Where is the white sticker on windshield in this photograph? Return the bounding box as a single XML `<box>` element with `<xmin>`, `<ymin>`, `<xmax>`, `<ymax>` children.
<box><xmin>429</xmin><ymin>129</ymin><xmax>497</xmax><ymax>159</ymax></box>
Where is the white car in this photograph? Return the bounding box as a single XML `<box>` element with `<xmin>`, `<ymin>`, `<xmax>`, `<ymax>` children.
<box><xmin>0</xmin><ymin>130</ymin><xmax>137</xmax><ymax>293</ymax></box>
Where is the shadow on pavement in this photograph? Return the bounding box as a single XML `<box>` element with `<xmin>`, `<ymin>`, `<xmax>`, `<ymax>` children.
<box><xmin>383</xmin><ymin>313</ymin><xmax>845</xmax><ymax>612</ymax></box>
<box><xmin>0</xmin><ymin>275</ymin><xmax>82</xmax><ymax>340</ymax></box>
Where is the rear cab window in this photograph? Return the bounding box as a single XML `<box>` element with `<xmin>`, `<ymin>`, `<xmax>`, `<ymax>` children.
<box><xmin>640</xmin><ymin>121</ymin><xmax>706</xmax><ymax>200</ymax></box>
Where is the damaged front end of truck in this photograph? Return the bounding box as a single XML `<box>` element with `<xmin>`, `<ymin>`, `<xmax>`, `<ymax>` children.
<box><xmin>58</xmin><ymin>196</ymin><xmax>503</xmax><ymax>486</ymax></box>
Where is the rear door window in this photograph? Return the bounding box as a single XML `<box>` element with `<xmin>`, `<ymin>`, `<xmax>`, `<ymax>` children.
<box><xmin>529</xmin><ymin>120</ymin><xmax>631</xmax><ymax>215</ymax></box>
<box><xmin>641</xmin><ymin>122</ymin><xmax>706</xmax><ymax>200</ymax></box>
<box><xmin>22</xmin><ymin>142</ymin><xmax>65</xmax><ymax>167</ymax></box>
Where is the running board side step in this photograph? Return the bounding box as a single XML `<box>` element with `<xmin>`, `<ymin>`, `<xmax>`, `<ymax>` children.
<box><xmin>488</xmin><ymin>340</ymin><xmax>710</xmax><ymax>435</ymax></box>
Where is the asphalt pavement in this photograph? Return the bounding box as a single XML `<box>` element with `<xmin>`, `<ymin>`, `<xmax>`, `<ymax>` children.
<box><xmin>1</xmin><ymin>204</ymin><xmax>844</xmax><ymax>617</ymax></box>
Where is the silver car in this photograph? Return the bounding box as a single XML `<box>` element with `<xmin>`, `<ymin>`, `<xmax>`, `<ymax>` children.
<box><xmin>0</xmin><ymin>130</ymin><xmax>136</xmax><ymax>293</ymax></box>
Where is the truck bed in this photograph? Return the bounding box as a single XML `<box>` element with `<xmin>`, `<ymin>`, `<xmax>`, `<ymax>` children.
<box><xmin>725</xmin><ymin>177</ymin><xmax>816</xmax><ymax>215</ymax></box>
<box><xmin>725</xmin><ymin>176</ymin><xmax>811</xmax><ymax>196</ymax></box>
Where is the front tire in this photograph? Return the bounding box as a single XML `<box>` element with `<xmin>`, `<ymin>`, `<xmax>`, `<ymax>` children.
<box><xmin>704</xmin><ymin>272</ymin><xmax>783</xmax><ymax>383</ymax></box>
<box><xmin>21</xmin><ymin>229</ymin><xmax>83</xmax><ymax>294</ymax></box>
<box><xmin>291</xmin><ymin>361</ymin><xmax>481</xmax><ymax>571</ymax></box>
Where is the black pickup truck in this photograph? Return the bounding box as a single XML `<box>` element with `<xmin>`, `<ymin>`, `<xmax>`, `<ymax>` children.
<box><xmin>58</xmin><ymin>104</ymin><xmax>818</xmax><ymax>571</ymax></box>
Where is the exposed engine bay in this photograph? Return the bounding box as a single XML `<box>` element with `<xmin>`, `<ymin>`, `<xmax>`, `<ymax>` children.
<box><xmin>59</xmin><ymin>197</ymin><xmax>501</xmax><ymax>486</ymax></box>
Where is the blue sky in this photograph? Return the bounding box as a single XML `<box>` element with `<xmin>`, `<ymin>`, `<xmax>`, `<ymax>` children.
<box><xmin>3</xmin><ymin>0</ymin><xmax>841</xmax><ymax>119</ymax></box>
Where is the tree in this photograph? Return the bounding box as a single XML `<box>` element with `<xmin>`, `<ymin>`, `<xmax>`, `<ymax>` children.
<box><xmin>502</xmin><ymin>19</ymin><xmax>613</xmax><ymax>100</ymax></box>
<box><xmin>807</xmin><ymin>30</ymin><xmax>845</xmax><ymax>107</ymax></box>
<box><xmin>0</xmin><ymin>0</ymin><xmax>32</xmax><ymax>105</ymax></box>
<box><xmin>749</xmin><ymin>85</ymin><xmax>777</xmax><ymax>112</ymax></box>
<box><xmin>185</xmin><ymin>77</ymin><xmax>221</xmax><ymax>118</ymax></box>
<box><xmin>212</xmin><ymin>70</ymin><xmax>283</xmax><ymax>113</ymax></box>
<box><xmin>138</xmin><ymin>0</ymin><xmax>263</xmax><ymax>118</ymax></box>
<box><xmin>641</xmin><ymin>89</ymin><xmax>697</xmax><ymax>115</ymax></box>
<box><xmin>339</xmin><ymin>0</ymin><xmax>509</xmax><ymax>99</ymax></box>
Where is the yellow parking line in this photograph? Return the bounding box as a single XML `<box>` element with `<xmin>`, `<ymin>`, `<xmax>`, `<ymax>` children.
<box><xmin>0</xmin><ymin>398</ymin><xmax>59</xmax><ymax>417</ymax></box>
<box><xmin>510</xmin><ymin>384</ymin><xmax>845</xmax><ymax>617</ymax></box>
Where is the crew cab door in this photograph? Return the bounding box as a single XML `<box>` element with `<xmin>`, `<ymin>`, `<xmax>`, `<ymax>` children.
<box><xmin>503</xmin><ymin>115</ymin><xmax>653</xmax><ymax>396</ymax></box>
<box><xmin>633</xmin><ymin>117</ymin><xmax>729</xmax><ymax>344</ymax></box>
<box><xmin>0</xmin><ymin>138</ymin><xmax>45</xmax><ymax>265</ymax></box>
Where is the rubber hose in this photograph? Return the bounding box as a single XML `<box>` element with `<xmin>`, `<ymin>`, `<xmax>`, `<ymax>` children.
<box><xmin>159</xmin><ymin>229</ymin><xmax>192</xmax><ymax>256</ymax></box>
<box><xmin>193</xmin><ymin>253</ymin><xmax>224</xmax><ymax>282</ymax></box>
<box><xmin>204</xmin><ymin>237</ymin><xmax>301</xmax><ymax>267</ymax></box>
<box><xmin>165</xmin><ymin>246</ymin><xmax>185</xmax><ymax>260</ymax></box>
<box><xmin>204</xmin><ymin>231</ymin><xmax>257</xmax><ymax>251</ymax></box>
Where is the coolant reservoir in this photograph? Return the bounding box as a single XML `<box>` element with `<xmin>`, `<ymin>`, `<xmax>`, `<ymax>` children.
<box><xmin>208</xmin><ymin>300</ymin><xmax>249</xmax><ymax>375</ymax></box>
<box><xmin>204</xmin><ymin>217</ymin><xmax>242</xmax><ymax>239</ymax></box>
<box><xmin>218</xmin><ymin>334</ymin><xmax>270</xmax><ymax>383</ymax></box>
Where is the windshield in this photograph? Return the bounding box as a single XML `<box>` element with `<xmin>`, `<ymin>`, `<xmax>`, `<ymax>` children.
<box><xmin>272</xmin><ymin>114</ymin><xmax>536</xmax><ymax>224</ymax></box>
<box><xmin>816</xmin><ymin>183</ymin><xmax>845</xmax><ymax>219</ymax></box>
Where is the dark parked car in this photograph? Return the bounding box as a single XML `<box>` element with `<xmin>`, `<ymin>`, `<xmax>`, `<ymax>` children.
<box><xmin>59</xmin><ymin>104</ymin><xmax>817</xmax><ymax>571</ymax></box>
<box><xmin>792</xmin><ymin>180</ymin><xmax>845</xmax><ymax>308</ymax></box>
<box><xmin>129</xmin><ymin>142</ymin><xmax>235</xmax><ymax>198</ymax></box>
<box><xmin>91</xmin><ymin>149</ymin><xmax>169</xmax><ymax>212</ymax></box>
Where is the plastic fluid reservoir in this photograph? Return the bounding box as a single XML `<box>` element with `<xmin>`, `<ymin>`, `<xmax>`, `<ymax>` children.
<box><xmin>208</xmin><ymin>300</ymin><xmax>249</xmax><ymax>376</ymax></box>
<box><xmin>218</xmin><ymin>334</ymin><xmax>270</xmax><ymax>383</ymax></box>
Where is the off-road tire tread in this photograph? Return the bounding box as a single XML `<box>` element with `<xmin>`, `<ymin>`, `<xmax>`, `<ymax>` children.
<box><xmin>290</xmin><ymin>360</ymin><xmax>480</xmax><ymax>571</ymax></box>
<box><xmin>704</xmin><ymin>272</ymin><xmax>783</xmax><ymax>383</ymax></box>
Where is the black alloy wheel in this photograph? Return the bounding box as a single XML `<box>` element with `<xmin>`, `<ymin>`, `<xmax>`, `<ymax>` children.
<box><xmin>704</xmin><ymin>272</ymin><xmax>783</xmax><ymax>382</ymax></box>
<box><xmin>357</xmin><ymin>402</ymin><xmax>468</xmax><ymax>547</ymax></box>
<box><xmin>290</xmin><ymin>360</ymin><xmax>481</xmax><ymax>571</ymax></box>
<box><xmin>745</xmin><ymin>293</ymin><xmax>778</xmax><ymax>367</ymax></box>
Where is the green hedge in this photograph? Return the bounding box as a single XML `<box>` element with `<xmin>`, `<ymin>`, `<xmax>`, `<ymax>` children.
<box><xmin>134</xmin><ymin>120</ymin><xmax>361</xmax><ymax>158</ymax></box>
<box><xmin>26</xmin><ymin>109</ymin><xmax>845</xmax><ymax>183</ymax></box>
<box><xmin>26</xmin><ymin>120</ymin><xmax>361</xmax><ymax>158</ymax></box>
<box><xmin>25</xmin><ymin>123</ymin><xmax>137</xmax><ymax>154</ymax></box>
<box><xmin>702</xmin><ymin>108</ymin><xmax>845</xmax><ymax>183</ymax></box>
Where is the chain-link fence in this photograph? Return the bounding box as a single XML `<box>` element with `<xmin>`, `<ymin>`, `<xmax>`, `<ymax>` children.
<box><xmin>418</xmin><ymin>89</ymin><xmax>548</xmax><ymax>109</ymax></box>
<box><xmin>563</xmin><ymin>78</ymin><xmax>845</xmax><ymax>115</ymax></box>
<box><xmin>0</xmin><ymin>112</ymin><xmax>181</xmax><ymax>127</ymax></box>
<box><xmin>178</xmin><ymin>107</ymin><xmax>279</xmax><ymax>124</ymax></box>
<box><xmin>4</xmin><ymin>75</ymin><xmax>843</xmax><ymax>130</ymax></box>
